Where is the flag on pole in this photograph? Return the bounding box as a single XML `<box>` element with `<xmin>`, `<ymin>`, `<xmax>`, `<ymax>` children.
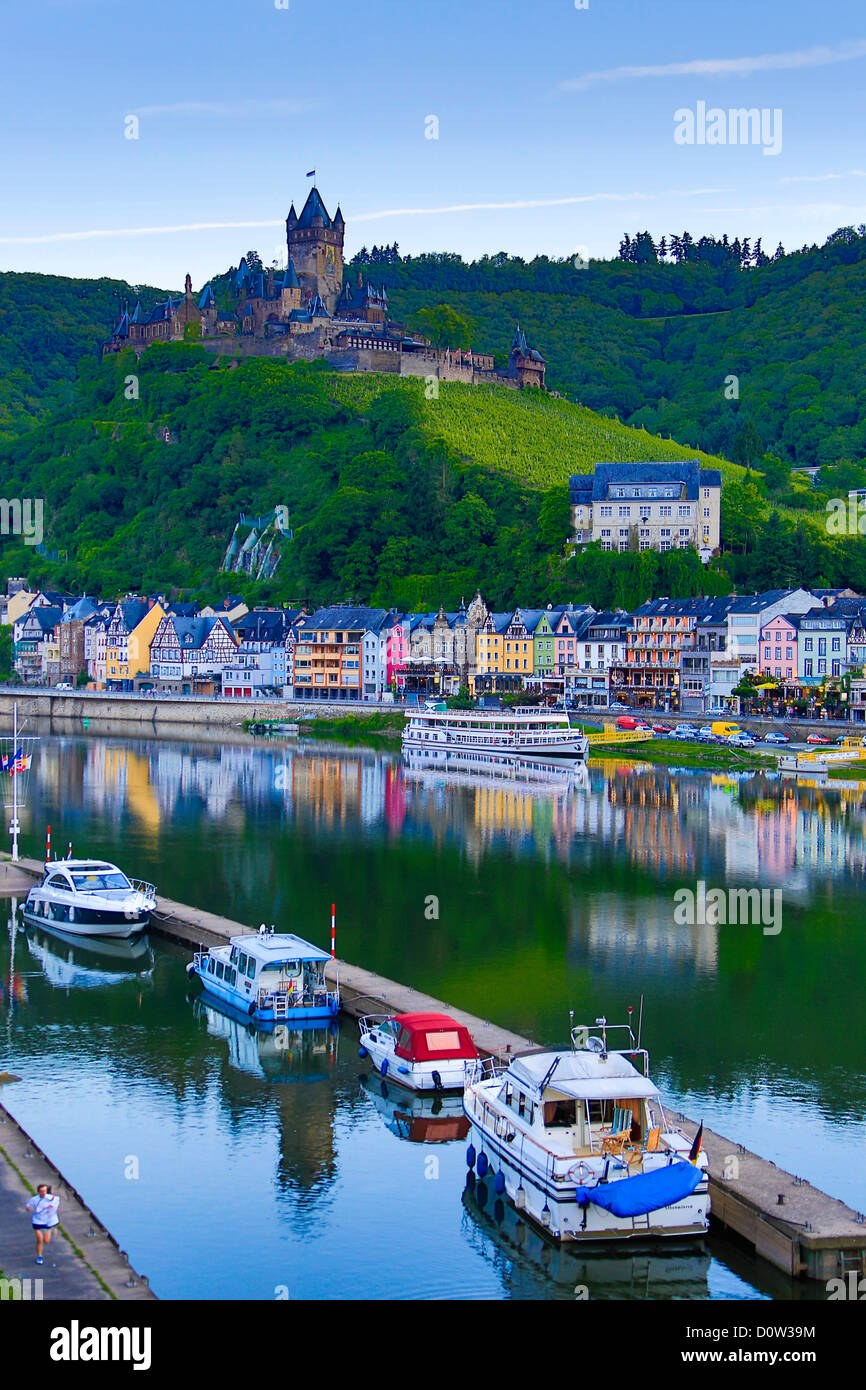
<box><xmin>688</xmin><ymin>1121</ymin><xmax>703</xmax><ymax>1164</ymax></box>
<box><xmin>306</xmin><ymin>169</ymin><xmax>316</xmax><ymax>178</ymax></box>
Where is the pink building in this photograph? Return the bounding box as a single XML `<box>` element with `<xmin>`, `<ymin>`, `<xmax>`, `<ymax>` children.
<box><xmin>760</xmin><ymin>615</ymin><xmax>798</xmax><ymax>681</ymax></box>
<box><xmin>381</xmin><ymin>616</ymin><xmax>408</xmax><ymax>690</ymax></box>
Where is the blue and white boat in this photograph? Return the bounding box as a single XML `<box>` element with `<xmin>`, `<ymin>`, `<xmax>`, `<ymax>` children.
<box><xmin>187</xmin><ymin>928</ymin><xmax>339</xmax><ymax>1023</ymax></box>
<box><xmin>463</xmin><ymin>1014</ymin><xmax>709</xmax><ymax>1243</ymax></box>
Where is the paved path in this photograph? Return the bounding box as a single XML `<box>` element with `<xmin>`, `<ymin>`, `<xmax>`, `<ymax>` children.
<box><xmin>0</xmin><ymin>1100</ymin><xmax>155</xmax><ymax>1301</ymax></box>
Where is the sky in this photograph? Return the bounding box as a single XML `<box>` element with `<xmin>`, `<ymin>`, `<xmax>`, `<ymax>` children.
<box><xmin>0</xmin><ymin>0</ymin><xmax>864</xmax><ymax>289</ymax></box>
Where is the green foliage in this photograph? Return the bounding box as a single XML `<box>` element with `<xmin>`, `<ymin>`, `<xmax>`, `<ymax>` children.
<box><xmin>409</xmin><ymin>304</ymin><xmax>476</xmax><ymax>349</ymax></box>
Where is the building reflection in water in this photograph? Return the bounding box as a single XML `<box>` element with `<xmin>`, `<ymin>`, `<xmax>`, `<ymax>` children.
<box><xmin>23</xmin><ymin>733</ymin><xmax>866</xmax><ymax>903</ymax></box>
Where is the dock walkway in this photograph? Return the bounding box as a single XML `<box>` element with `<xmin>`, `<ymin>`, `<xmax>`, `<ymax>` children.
<box><xmin>6</xmin><ymin>855</ymin><xmax>866</xmax><ymax>1284</ymax></box>
<box><xmin>0</xmin><ymin>1102</ymin><xmax>155</xmax><ymax>1301</ymax></box>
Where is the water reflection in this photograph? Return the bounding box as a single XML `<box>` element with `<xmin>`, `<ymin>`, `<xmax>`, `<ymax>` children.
<box><xmin>192</xmin><ymin>997</ymin><xmax>340</xmax><ymax>1085</ymax></box>
<box><xmin>461</xmin><ymin>1182</ymin><xmax>716</xmax><ymax>1300</ymax></box>
<box><xmin>360</xmin><ymin>1073</ymin><xmax>470</xmax><ymax>1144</ymax></box>
<box><xmin>24</xmin><ymin>923</ymin><xmax>155</xmax><ymax>991</ymax></box>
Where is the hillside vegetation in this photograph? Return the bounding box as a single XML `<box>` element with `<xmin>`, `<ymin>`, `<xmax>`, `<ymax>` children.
<box><xmin>2</xmin><ymin>348</ymin><xmax>866</xmax><ymax>611</ymax></box>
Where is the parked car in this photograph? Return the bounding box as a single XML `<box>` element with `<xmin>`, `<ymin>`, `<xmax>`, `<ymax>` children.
<box><xmin>677</xmin><ymin>724</ymin><xmax>700</xmax><ymax>738</ymax></box>
<box><xmin>651</xmin><ymin>723</ymin><xmax>672</xmax><ymax>735</ymax></box>
<box><xmin>806</xmin><ymin>734</ymin><xmax>831</xmax><ymax>745</ymax></box>
<box><xmin>764</xmin><ymin>731</ymin><xmax>790</xmax><ymax>745</ymax></box>
<box><xmin>609</xmin><ymin>702</ymin><xmax>629</xmax><ymax>712</ymax></box>
<box><xmin>54</xmin><ymin>682</ymin><xmax>73</xmax><ymax>692</ymax></box>
<box><xmin>699</xmin><ymin>725</ymin><xmax>715</xmax><ymax>738</ymax></box>
<box><xmin>728</xmin><ymin>733</ymin><xmax>756</xmax><ymax>748</ymax></box>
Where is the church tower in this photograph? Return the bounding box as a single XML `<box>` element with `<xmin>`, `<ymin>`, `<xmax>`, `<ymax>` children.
<box><xmin>286</xmin><ymin>188</ymin><xmax>344</xmax><ymax>314</ymax></box>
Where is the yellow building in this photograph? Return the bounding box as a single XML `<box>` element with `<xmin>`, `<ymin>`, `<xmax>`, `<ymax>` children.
<box><xmin>475</xmin><ymin>614</ymin><xmax>511</xmax><ymax>686</ymax></box>
<box><xmin>106</xmin><ymin>599</ymin><xmax>165</xmax><ymax>687</ymax></box>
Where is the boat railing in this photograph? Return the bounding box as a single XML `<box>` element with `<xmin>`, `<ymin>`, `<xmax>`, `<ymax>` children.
<box><xmin>358</xmin><ymin>1013</ymin><xmax>394</xmax><ymax>1033</ymax></box>
<box><xmin>464</xmin><ymin>1055</ymin><xmax>507</xmax><ymax>1084</ymax></box>
<box><xmin>130</xmin><ymin>880</ymin><xmax>157</xmax><ymax>903</ymax></box>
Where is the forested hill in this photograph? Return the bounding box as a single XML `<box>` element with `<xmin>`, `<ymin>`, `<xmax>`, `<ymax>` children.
<box><xmin>352</xmin><ymin>225</ymin><xmax>866</xmax><ymax>471</ymax></box>
<box><xmin>1</xmin><ymin>224</ymin><xmax>864</xmax><ymax>470</ymax></box>
<box><xmin>3</xmin><ymin>349</ymin><xmax>866</xmax><ymax>612</ymax></box>
<box><xmin>0</xmin><ymin>272</ymin><xmax>172</xmax><ymax>435</ymax></box>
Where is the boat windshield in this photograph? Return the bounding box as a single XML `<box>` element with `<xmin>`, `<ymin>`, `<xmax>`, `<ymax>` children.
<box><xmin>70</xmin><ymin>871</ymin><xmax>131</xmax><ymax>891</ymax></box>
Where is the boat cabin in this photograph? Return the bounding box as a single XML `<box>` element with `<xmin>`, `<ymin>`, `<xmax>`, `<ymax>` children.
<box><xmin>40</xmin><ymin>860</ymin><xmax>133</xmax><ymax>893</ymax></box>
<box><xmin>201</xmin><ymin>931</ymin><xmax>332</xmax><ymax>1007</ymax></box>
<box><xmin>499</xmin><ymin>1051</ymin><xmax>662</xmax><ymax>1156</ymax></box>
<box><xmin>391</xmin><ymin>1013</ymin><xmax>478</xmax><ymax>1063</ymax></box>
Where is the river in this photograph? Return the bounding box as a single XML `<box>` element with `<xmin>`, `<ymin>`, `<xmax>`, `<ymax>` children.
<box><xmin>2</xmin><ymin>724</ymin><xmax>863</xmax><ymax>1299</ymax></box>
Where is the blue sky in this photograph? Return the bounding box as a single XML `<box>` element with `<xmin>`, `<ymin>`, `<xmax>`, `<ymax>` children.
<box><xmin>0</xmin><ymin>0</ymin><xmax>863</xmax><ymax>288</ymax></box>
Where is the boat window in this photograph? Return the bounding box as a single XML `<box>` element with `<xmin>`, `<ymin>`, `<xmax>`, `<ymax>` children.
<box><xmin>237</xmin><ymin>953</ymin><xmax>246</xmax><ymax>973</ymax></box>
<box><xmin>47</xmin><ymin>875</ymin><xmax>69</xmax><ymax>889</ymax></box>
<box><xmin>425</xmin><ymin>1030</ymin><xmax>461</xmax><ymax>1051</ymax></box>
<box><xmin>517</xmin><ymin>1091</ymin><xmax>526</xmax><ymax>1118</ymax></box>
<box><xmin>398</xmin><ymin>1028</ymin><xmax>412</xmax><ymax>1050</ymax></box>
<box><xmin>230</xmin><ymin>947</ymin><xmax>239</xmax><ymax>965</ymax></box>
<box><xmin>70</xmin><ymin>871</ymin><xmax>131</xmax><ymax>891</ymax></box>
<box><xmin>216</xmin><ymin>962</ymin><xmax>224</xmax><ymax>979</ymax></box>
<box><xmin>544</xmin><ymin>1099</ymin><xmax>577</xmax><ymax>1128</ymax></box>
<box><xmin>246</xmin><ymin>957</ymin><xmax>257</xmax><ymax>978</ymax></box>
<box><xmin>207</xmin><ymin>958</ymin><xmax>215</xmax><ymax>974</ymax></box>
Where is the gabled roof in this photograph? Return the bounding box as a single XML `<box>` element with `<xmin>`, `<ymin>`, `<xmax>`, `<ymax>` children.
<box><xmin>304</xmin><ymin>605</ymin><xmax>390</xmax><ymax>633</ymax></box>
<box><xmin>198</xmin><ymin>284</ymin><xmax>215</xmax><ymax>310</ymax></box>
<box><xmin>26</xmin><ymin>606</ymin><xmax>62</xmax><ymax>633</ymax></box>
<box><xmin>569</xmin><ymin>461</ymin><xmax>720</xmax><ymax>506</ymax></box>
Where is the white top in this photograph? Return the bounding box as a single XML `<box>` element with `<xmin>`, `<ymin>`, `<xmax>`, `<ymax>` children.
<box><xmin>26</xmin><ymin>1193</ymin><xmax>60</xmax><ymax>1226</ymax></box>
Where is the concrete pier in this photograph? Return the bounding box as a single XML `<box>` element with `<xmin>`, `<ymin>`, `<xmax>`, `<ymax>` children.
<box><xmin>7</xmin><ymin>855</ymin><xmax>866</xmax><ymax>1283</ymax></box>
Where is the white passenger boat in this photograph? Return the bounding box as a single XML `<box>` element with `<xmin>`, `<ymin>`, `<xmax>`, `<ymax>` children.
<box><xmin>463</xmin><ymin>1015</ymin><xmax>709</xmax><ymax>1243</ymax></box>
<box><xmin>402</xmin><ymin>707</ymin><xmax>589</xmax><ymax>761</ymax></box>
<box><xmin>187</xmin><ymin>928</ymin><xmax>339</xmax><ymax>1023</ymax></box>
<box><xmin>358</xmin><ymin>1011</ymin><xmax>478</xmax><ymax>1091</ymax></box>
<box><xmin>21</xmin><ymin>859</ymin><xmax>156</xmax><ymax>939</ymax></box>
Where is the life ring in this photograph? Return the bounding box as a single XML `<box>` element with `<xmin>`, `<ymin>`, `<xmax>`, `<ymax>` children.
<box><xmin>568</xmin><ymin>1161</ymin><xmax>592</xmax><ymax>1187</ymax></box>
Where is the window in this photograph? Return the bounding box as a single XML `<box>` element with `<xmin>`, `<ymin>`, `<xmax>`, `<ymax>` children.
<box><xmin>618</xmin><ymin>505</ymin><xmax>630</xmax><ymax>518</ymax></box>
<box><xmin>786</xmin><ymin>648</ymin><xmax>792</xmax><ymax>661</ymax></box>
<box><xmin>703</xmin><ymin>507</ymin><xmax>710</xmax><ymax>518</ymax></box>
<box><xmin>818</xmin><ymin>638</ymin><xmax>826</xmax><ymax>657</ymax></box>
<box><xmin>660</xmin><ymin>505</ymin><xmax>672</xmax><ymax>518</ymax></box>
<box><xmin>599</xmin><ymin>505</ymin><xmax>613</xmax><ymax>517</ymax></box>
<box><xmin>639</xmin><ymin>505</ymin><xmax>651</xmax><ymax>519</ymax></box>
<box><xmin>804</xmin><ymin>638</ymin><xmax>813</xmax><ymax>652</ymax></box>
<box><xmin>764</xmin><ymin>647</ymin><xmax>771</xmax><ymax>661</ymax></box>
<box><xmin>660</xmin><ymin>528</ymin><xmax>671</xmax><ymax>538</ymax></box>
<box><xmin>832</xmin><ymin>638</ymin><xmax>841</xmax><ymax>653</ymax></box>
<box><xmin>678</xmin><ymin>505</ymin><xmax>691</xmax><ymax>518</ymax></box>
<box><xmin>818</xmin><ymin>660</ymin><xmax>827</xmax><ymax>675</ymax></box>
<box><xmin>804</xmin><ymin>660</ymin><xmax>813</xmax><ymax>677</ymax></box>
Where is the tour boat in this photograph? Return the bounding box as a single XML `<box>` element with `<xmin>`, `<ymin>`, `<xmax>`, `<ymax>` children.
<box><xmin>463</xmin><ymin>1015</ymin><xmax>709</xmax><ymax>1243</ymax></box>
<box><xmin>187</xmin><ymin>928</ymin><xmax>340</xmax><ymax>1023</ymax></box>
<box><xmin>402</xmin><ymin>707</ymin><xmax>589</xmax><ymax>761</ymax></box>
<box><xmin>21</xmin><ymin>859</ymin><xmax>157</xmax><ymax>939</ymax></box>
<box><xmin>358</xmin><ymin>1011</ymin><xmax>478</xmax><ymax>1091</ymax></box>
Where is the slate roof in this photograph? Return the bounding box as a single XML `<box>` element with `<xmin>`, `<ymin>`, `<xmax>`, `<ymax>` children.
<box><xmin>304</xmin><ymin>606</ymin><xmax>390</xmax><ymax>633</ymax></box>
<box><xmin>569</xmin><ymin>461</ymin><xmax>721</xmax><ymax>506</ymax></box>
<box><xmin>25</xmin><ymin>606</ymin><xmax>62</xmax><ymax>633</ymax></box>
<box><xmin>234</xmin><ymin>610</ymin><xmax>291</xmax><ymax>643</ymax></box>
<box><xmin>62</xmin><ymin>596</ymin><xmax>100</xmax><ymax>623</ymax></box>
<box><xmin>292</xmin><ymin>187</ymin><xmax>332</xmax><ymax>230</ymax></box>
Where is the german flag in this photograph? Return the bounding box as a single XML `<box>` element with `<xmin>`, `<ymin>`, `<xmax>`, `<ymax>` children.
<box><xmin>688</xmin><ymin>1121</ymin><xmax>704</xmax><ymax>1164</ymax></box>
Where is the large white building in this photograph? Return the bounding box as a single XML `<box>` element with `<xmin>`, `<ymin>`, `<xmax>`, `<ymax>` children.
<box><xmin>569</xmin><ymin>461</ymin><xmax>721</xmax><ymax>560</ymax></box>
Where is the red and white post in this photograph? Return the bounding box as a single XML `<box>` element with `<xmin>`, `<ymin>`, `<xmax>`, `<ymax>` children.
<box><xmin>330</xmin><ymin>903</ymin><xmax>336</xmax><ymax>960</ymax></box>
<box><xmin>45</xmin><ymin>824</ymin><xmax>51</xmax><ymax>865</ymax></box>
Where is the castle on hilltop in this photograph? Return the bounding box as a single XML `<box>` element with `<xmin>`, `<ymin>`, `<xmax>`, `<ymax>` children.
<box><xmin>104</xmin><ymin>187</ymin><xmax>546</xmax><ymax>390</ymax></box>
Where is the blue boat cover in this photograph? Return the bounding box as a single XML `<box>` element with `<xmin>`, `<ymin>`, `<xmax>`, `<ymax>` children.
<box><xmin>576</xmin><ymin>1160</ymin><xmax>703</xmax><ymax>1217</ymax></box>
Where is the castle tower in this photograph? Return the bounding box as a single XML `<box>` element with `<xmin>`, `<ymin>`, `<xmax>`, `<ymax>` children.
<box><xmin>286</xmin><ymin>188</ymin><xmax>344</xmax><ymax>315</ymax></box>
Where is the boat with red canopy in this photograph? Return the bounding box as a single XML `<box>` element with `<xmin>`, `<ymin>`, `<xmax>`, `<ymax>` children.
<box><xmin>358</xmin><ymin>1011</ymin><xmax>478</xmax><ymax>1091</ymax></box>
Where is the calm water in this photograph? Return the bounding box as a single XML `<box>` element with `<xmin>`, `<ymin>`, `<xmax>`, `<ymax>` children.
<box><xmin>2</xmin><ymin>723</ymin><xmax>864</xmax><ymax>1300</ymax></box>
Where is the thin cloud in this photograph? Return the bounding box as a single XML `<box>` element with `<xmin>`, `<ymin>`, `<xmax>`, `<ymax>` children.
<box><xmin>560</xmin><ymin>39</ymin><xmax>866</xmax><ymax>91</ymax></box>
<box><xmin>134</xmin><ymin>98</ymin><xmax>314</xmax><ymax>117</ymax></box>
<box><xmin>778</xmin><ymin>170</ymin><xmax>866</xmax><ymax>184</ymax></box>
<box><xmin>0</xmin><ymin>185</ymin><xmax>809</xmax><ymax>245</ymax></box>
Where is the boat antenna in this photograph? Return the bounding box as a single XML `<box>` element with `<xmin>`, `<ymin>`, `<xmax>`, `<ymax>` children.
<box><xmin>569</xmin><ymin>1008</ymin><xmax>574</xmax><ymax>1049</ymax></box>
<box><xmin>637</xmin><ymin>994</ymin><xmax>644</xmax><ymax>1051</ymax></box>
